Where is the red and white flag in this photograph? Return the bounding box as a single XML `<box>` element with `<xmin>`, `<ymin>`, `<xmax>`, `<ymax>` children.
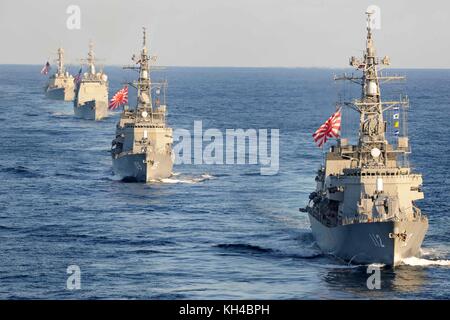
<box><xmin>40</xmin><ymin>61</ymin><xmax>51</xmax><ymax>75</ymax></box>
<box><xmin>312</xmin><ymin>108</ymin><xmax>341</xmax><ymax>147</ymax></box>
<box><xmin>109</xmin><ymin>86</ymin><xmax>128</xmax><ymax>110</ymax></box>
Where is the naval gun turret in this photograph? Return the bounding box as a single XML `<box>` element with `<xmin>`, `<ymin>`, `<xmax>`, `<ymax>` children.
<box><xmin>304</xmin><ymin>11</ymin><xmax>428</xmax><ymax>266</ymax></box>
<box><xmin>45</xmin><ymin>48</ymin><xmax>75</xmax><ymax>101</ymax></box>
<box><xmin>73</xmin><ymin>41</ymin><xmax>109</xmax><ymax>120</ymax></box>
<box><xmin>111</xmin><ymin>28</ymin><xmax>173</xmax><ymax>182</ymax></box>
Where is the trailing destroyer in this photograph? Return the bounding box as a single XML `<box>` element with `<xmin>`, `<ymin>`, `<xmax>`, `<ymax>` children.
<box><xmin>45</xmin><ymin>48</ymin><xmax>75</xmax><ymax>101</ymax></box>
<box><xmin>74</xmin><ymin>41</ymin><xmax>109</xmax><ymax>120</ymax></box>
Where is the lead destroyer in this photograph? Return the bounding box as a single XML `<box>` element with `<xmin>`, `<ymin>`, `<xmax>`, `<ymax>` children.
<box><xmin>111</xmin><ymin>29</ymin><xmax>173</xmax><ymax>182</ymax></box>
<box><xmin>302</xmin><ymin>12</ymin><xmax>428</xmax><ymax>266</ymax></box>
<box><xmin>45</xmin><ymin>48</ymin><xmax>75</xmax><ymax>101</ymax></box>
<box><xmin>74</xmin><ymin>42</ymin><xmax>109</xmax><ymax>120</ymax></box>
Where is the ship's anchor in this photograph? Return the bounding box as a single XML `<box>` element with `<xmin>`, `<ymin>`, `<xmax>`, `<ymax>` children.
<box><xmin>389</xmin><ymin>231</ymin><xmax>408</xmax><ymax>242</ymax></box>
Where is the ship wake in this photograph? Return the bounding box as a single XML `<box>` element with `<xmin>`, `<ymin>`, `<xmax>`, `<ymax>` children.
<box><xmin>215</xmin><ymin>243</ymin><xmax>322</xmax><ymax>260</ymax></box>
<box><xmin>400</xmin><ymin>248</ymin><xmax>450</xmax><ymax>267</ymax></box>
<box><xmin>49</xmin><ymin>111</ymin><xmax>73</xmax><ymax>117</ymax></box>
<box><xmin>401</xmin><ymin>257</ymin><xmax>450</xmax><ymax>267</ymax></box>
<box><xmin>156</xmin><ymin>173</ymin><xmax>214</xmax><ymax>184</ymax></box>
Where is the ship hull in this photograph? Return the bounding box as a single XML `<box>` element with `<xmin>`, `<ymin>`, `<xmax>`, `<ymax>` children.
<box><xmin>46</xmin><ymin>87</ymin><xmax>74</xmax><ymax>101</ymax></box>
<box><xmin>308</xmin><ymin>213</ymin><xmax>428</xmax><ymax>266</ymax></box>
<box><xmin>74</xmin><ymin>100</ymin><xmax>108</xmax><ymax>120</ymax></box>
<box><xmin>112</xmin><ymin>152</ymin><xmax>173</xmax><ymax>182</ymax></box>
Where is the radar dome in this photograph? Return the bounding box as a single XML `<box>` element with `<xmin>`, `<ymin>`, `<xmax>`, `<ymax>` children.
<box><xmin>371</xmin><ymin>147</ymin><xmax>381</xmax><ymax>158</ymax></box>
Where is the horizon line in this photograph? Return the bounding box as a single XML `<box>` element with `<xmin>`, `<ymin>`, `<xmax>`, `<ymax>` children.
<box><xmin>1</xmin><ymin>63</ymin><xmax>450</xmax><ymax>70</ymax></box>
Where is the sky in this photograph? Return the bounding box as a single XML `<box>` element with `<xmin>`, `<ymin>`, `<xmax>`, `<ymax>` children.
<box><xmin>0</xmin><ymin>0</ymin><xmax>449</xmax><ymax>68</ymax></box>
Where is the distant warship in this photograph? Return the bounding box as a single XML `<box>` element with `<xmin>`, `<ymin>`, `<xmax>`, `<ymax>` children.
<box><xmin>74</xmin><ymin>41</ymin><xmax>109</xmax><ymax>120</ymax></box>
<box><xmin>111</xmin><ymin>28</ymin><xmax>173</xmax><ymax>182</ymax></box>
<box><xmin>45</xmin><ymin>48</ymin><xmax>75</xmax><ymax>101</ymax></box>
<box><xmin>301</xmin><ymin>12</ymin><xmax>428</xmax><ymax>266</ymax></box>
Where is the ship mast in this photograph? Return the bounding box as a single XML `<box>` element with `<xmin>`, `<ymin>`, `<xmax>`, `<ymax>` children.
<box><xmin>87</xmin><ymin>41</ymin><xmax>96</xmax><ymax>75</ymax></box>
<box><xmin>335</xmin><ymin>11</ymin><xmax>408</xmax><ymax>167</ymax></box>
<box><xmin>124</xmin><ymin>27</ymin><xmax>154</xmax><ymax>112</ymax></box>
<box><xmin>56</xmin><ymin>47</ymin><xmax>65</xmax><ymax>75</ymax></box>
<box><xmin>360</xmin><ymin>12</ymin><xmax>384</xmax><ymax>144</ymax></box>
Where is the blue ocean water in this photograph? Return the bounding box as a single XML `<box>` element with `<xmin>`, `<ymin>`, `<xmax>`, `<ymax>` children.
<box><xmin>0</xmin><ymin>65</ymin><xmax>449</xmax><ymax>299</ymax></box>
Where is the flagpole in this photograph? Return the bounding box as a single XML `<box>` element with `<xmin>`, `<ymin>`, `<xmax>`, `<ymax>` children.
<box><xmin>321</xmin><ymin>144</ymin><xmax>325</xmax><ymax>168</ymax></box>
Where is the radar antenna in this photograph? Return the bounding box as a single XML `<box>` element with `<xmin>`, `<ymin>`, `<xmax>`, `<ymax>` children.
<box><xmin>334</xmin><ymin>11</ymin><xmax>409</xmax><ymax>167</ymax></box>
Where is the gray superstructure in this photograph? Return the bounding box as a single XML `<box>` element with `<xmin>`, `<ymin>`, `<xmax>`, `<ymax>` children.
<box><xmin>111</xmin><ymin>28</ymin><xmax>173</xmax><ymax>182</ymax></box>
<box><xmin>74</xmin><ymin>41</ymin><xmax>109</xmax><ymax>120</ymax></box>
<box><xmin>45</xmin><ymin>48</ymin><xmax>75</xmax><ymax>101</ymax></box>
<box><xmin>301</xmin><ymin>12</ymin><xmax>428</xmax><ymax>266</ymax></box>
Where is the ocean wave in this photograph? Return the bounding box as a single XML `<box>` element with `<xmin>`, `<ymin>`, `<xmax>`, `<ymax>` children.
<box><xmin>0</xmin><ymin>166</ymin><xmax>42</xmax><ymax>178</ymax></box>
<box><xmin>130</xmin><ymin>249</ymin><xmax>164</xmax><ymax>254</ymax></box>
<box><xmin>215</xmin><ymin>243</ymin><xmax>273</xmax><ymax>254</ymax></box>
<box><xmin>92</xmin><ymin>237</ymin><xmax>175</xmax><ymax>247</ymax></box>
<box><xmin>215</xmin><ymin>243</ymin><xmax>323</xmax><ymax>259</ymax></box>
<box><xmin>420</xmin><ymin>247</ymin><xmax>448</xmax><ymax>259</ymax></box>
<box><xmin>54</xmin><ymin>172</ymin><xmax>79</xmax><ymax>179</ymax></box>
<box><xmin>0</xmin><ymin>225</ymin><xmax>19</xmax><ymax>231</ymax></box>
<box><xmin>49</xmin><ymin>111</ymin><xmax>72</xmax><ymax>117</ymax></box>
<box><xmin>280</xmin><ymin>249</ymin><xmax>323</xmax><ymax>259</ymax></box>
<box><xmin>293</xmin><ymin>232</ymin><xmax>315</xmax><ymax>243</ymax></box>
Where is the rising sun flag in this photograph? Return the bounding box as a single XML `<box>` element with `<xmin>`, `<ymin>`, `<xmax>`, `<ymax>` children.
<box><xmin>312</xmin><ymin>108</ymin><xmax>342</xmax><ymax>147</ymax></box>
<box><xmin>109</xmin><ymin>86</ymin><xmax>128</xmax><ymax>110</ymax></box>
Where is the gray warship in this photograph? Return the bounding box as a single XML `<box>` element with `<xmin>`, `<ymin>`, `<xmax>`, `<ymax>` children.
<box><xmin>45</xmin><ymin>48</ymin><xmax>75</xmax><ymax>101</ymax></box>
<box><xmin>302</xmin><ymin>12</ymin><xmax>428</xmax><ymax>266</ymax></box>
<box><xmin>111</xmin><ymin>28</ymin><xmax>173</xmax><ymax>182</ymax></box>
<box><xmin>74</xmin><ymin>41</ymin><xmax>109</xmax><ymax>120</ymax></box>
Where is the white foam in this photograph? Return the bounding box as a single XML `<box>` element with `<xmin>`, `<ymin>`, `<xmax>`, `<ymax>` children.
<box><xmin>51</xmin><ymin>111</ymin><xmax>72</xmax><ymax>116</ymax></box>
<box><xmin>368</xmin><ymin>263</ymin><xmax>386</xmax><ymax>268</ymax></box>
<box><xmin>419</xmin><ymin>247</ymin><xmax>448</xmax><ymax>259</ymax></box>
<box><xmin>157</xmin><ymin>173</ymin><xmax>214</xmax><ymax>184</ymax></box>
<box><xmin>159</xmin><ymin>178</ymin><xmax>196</xmax><ymax>184</ymax></box>
<box><xmin>401</xmin><ymin>256</ymin><xmax>450</xmax><ymax>267</ymax></box>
